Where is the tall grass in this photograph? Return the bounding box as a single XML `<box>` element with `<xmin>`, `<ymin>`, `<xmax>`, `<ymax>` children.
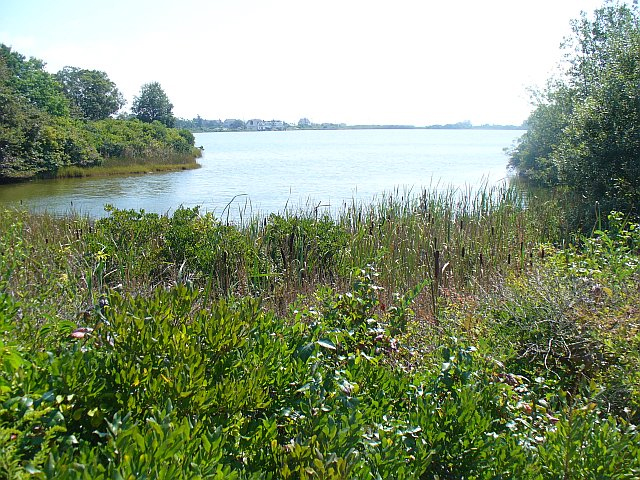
<box><xmin>54</xmin><ymin>151</ymin><xmax>201</xmax><ymax>179</ymax></box>
<box><xmin>0</xmin><ymin>182</ymin><xmax>566</xmax><ymax>320</ymax></box>
<box><xmin>2</xmin><ymin>186</ymin><xmax>639</xmax><ymax>478</ymax></box>
<box><xmin>230</xmin><ymin>183</ymin><xmax>565</xmax><ymax>313</ymax></box>
<box><xmin>341</xmin><ymin>183</ymin><xmax>563</xmax><ymax>291</ymax></box>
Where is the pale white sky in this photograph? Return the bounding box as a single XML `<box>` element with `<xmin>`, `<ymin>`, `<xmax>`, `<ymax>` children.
<box><xmin>1</xmin><ymin>0</ymin><xmax>611</xmax><ymax>126</ymax></box>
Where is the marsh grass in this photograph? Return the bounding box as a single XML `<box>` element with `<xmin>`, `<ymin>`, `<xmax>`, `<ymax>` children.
<box><xmin>54</xmin><ymin>151</ymin><xmax>201</xmax><ymax>179</ymax></box>
<box><xmin>330</xmin><ymin>183</ymin><xmax>565</xmax><ymax>316</ymax></box>
<box><xmin>1</xmin><ymin>183</ymin><xmax>565</xmax><ymax>321</ymax></box>
<box><xmin>1</xmin><ymin>187</ymin><xmax>639</xmax><ymax>478</ymax></box>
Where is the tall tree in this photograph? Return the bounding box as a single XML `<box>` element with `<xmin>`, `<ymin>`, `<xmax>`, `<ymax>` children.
<box><xmin>56</xmin><ymin>66</ymin><xmax>125</xmax><ymax>120</ymax></box>
<box><xmin>556</xmin><ymin>2</ymin><xmax>640</xmax><ymax>211</ymax></box>
<box><xmin>0</xmin><ymin>44</ymin><xmax>70</xmax><ymax>117</ymax></box>
<box><xmin>132</xmin><ymin>82</ymin><xmax>175</xmax><ymax>127</ymax></box>
<box><xmin>509</xmin><ymin>1</ymin><xmax>640</xmax><ymax>214</ymax></box>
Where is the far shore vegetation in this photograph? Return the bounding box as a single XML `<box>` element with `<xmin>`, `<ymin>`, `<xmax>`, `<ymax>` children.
<box><xmin>175</xmin><ymin>116</ymin><xmax>525</xmax><ymax>133</ymax></box>
<box><xmin>1</xmin><ymin>1</ymin><xmax>639</xmax><ymax>478</ymax></box>
<box><xmin>0</xmin><ymin>45</ymin><xmax>200</xmax><ymax>183</ymax></box>
<box><xmin>51</xmin><ymin>153</ymin><xmax>201</xmax><ymax>180</ymax></box>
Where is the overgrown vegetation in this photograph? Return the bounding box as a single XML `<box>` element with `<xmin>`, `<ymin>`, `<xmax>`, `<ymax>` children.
<box><xmin>509</xmin><ymin>1</ymin><xmax>640</xmax><ymax>217</ymax></box>
<box><xmin>2</xmin><ymin>1</ymin><xmax>639</xmax><ymax>476</ymax></box>
<box><xmin>0</xmin><ymin>44</ymin><xmax>199</xmax><ymax>182</ymax></box>
<box><xmin>0</xmin><ymin>184</ymin><xmax>638</xmax><ymax>478</ymax></box>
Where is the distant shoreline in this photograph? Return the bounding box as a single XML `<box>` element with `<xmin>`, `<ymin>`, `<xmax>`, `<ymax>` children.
<box><xmin>176</xmin><ymin>117</ymin><xmax>526</xmax><ymax>133</ymax></box>
<box><xmin>186</xmin><ymin>124</ymin><xmax>526</xmax><ymax>134</ymax></box>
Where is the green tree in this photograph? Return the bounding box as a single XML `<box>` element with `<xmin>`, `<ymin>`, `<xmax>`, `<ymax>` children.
<box><xmin>0</xmin><ymin>54</ymin><xmax>100</xmax><ymax>179</ymax></box>
<box><xmin>56</xmin><ymin>66</ymin><xmax>125</xmax><ymax>120</ymax></box>
<box><xmin>0</xmin><ymin>52</ymin><xmax>46</xmax><ymax>178</ymax></box>
<box><xmin>508</xmin><ymin>85</ymin><xmax>574</xmax><ymax>187</ymax></box>
<box><xmin>0</xmin><ymin>44</ymin><xmax>70</xmax><ymax>117</ymax></box>
<box><xmin>132</xmin><ymin>82</ymin><xmax>175</xmax><ymax>127</ymax></box>
<box><xmin>509</xmin><ymin>1</ymin><xmax>640</xmax><ymax>214</ymax></box>
<box><xmin>556</xmin><ymin>2</ymin><xmax>640</xmax><ymax>213</ymax></box>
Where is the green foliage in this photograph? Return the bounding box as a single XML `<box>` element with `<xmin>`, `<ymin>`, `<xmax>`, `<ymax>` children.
<box><xmin>483</xmin><ymin>213</ymin><xmax>639</xmax><ymax>396</ymax></box>
<box><xmin>488</xmin><ymin>271</ymin><xmax>609</xmax><ymax>393</ymax></box>
<box><xmin>263</xmin><ymin>213</ymin><xmax>349</xmax><ymax>288</ymax></box>
<box><xmin>87</xmin><ymin>206</ymin><xmax>255</xmax><ymax>295</ymax></box>
<box><xmin>86</xmin><ymin>206</ymin><xmax>168</xmax><ymax>286</ymax></box>
<box><xmin>509</xmin><ymin>2</ymin><xmax>640</xmax><ymax>216</ymax></box>
<box><xmin>561</xmin><ymin>211</ymin><xmax>640</xmax><ymax>286</ymax></box>
<box><xmin>87</xmin><ymin>118</ymin><xmax>196</xmax><ymax>159</ymax></box>
<box><xmin>409</xmin><ymin>340</ymin><xmax>530</xmax><ymax>478</ymax></box>
<box><xmin>0</xmin><ymin>44</ymin><xmax>70</xmax><ymax>117</ymax></box>
<box><xmin>49</xmin><ymin>408</ymin><xmax>236</xmax><ymax>479</ymax></box>
<box><xmin>0</xmin><ymin>199</ymin><xmax>639</xmax><ymax>477</ymax></box>
<box><xmin>536</xmin><ymin>401</ymin><xmax>640</xmax><ymax>479</ymax></box>
<box><xmin>0</xmin><ymin>45</ymin><xmax>196</xmax><ymax>181</ymax></box>
<box><xmin>0</xmin><ymin>100</ymin><xmax>102</xmax><ymax>179</ymax></box>
<box><xmin>508</xmin><ymin>86</ymin><xmax>572</xmax><ymax>186</ymax></box>
<box><xmin>0</xmin><ymin>52</ymin><xmax>55</xmax><ymax>179</ymax></box>
<box><xmin>56</xmin><ymin>67</ymin><xmax>125</xmax><ymax>121</ymax></box>
<box><xmin>132</xmin><ymin>82</ymin><xmax>175</xmax><ymax>128</ymax></box>
<box><xmin>163</xmin><ymin>207</ymin><xmax>254</xmax><ymax>293</ymax></box>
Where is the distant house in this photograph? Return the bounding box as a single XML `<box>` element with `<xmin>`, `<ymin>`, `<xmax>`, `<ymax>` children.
<box><xmin>221</xmin><ymin>118</ymin><xmax>286</xmax><ymax>131</ymax></box>
<box><xmin>223</xmin><ymin>119</ymin><xmax>244</xmax><ymax>129</ymax></box>
<box><xmin>263</xmin><ymin>120</ymin><xmax>286</xmax><ymax>131</ymax></box>
<box><xmin>246</xmin><ymin>119</ymin><xmax>264</xmax><ymax>130</ymax></box>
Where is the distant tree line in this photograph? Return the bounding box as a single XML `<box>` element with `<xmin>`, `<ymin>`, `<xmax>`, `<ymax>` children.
<box><xmin>509</xmin><ymin>1</ymin><xmax>640</xmax><ymax>217</ymax></box>
<box><xmin>175</xmin><ymin>116</ymin><xmax>225</xmax><ymax>132</ymax></box>
<box><xmin>0</xmin><ymin>44</ymin><xmax>196</xmax><ymax>181</ymax></box>
<box><xmin>175</xmin><ymin>116</ymin><xmax>525</xmax><ymax>133</ymax></box>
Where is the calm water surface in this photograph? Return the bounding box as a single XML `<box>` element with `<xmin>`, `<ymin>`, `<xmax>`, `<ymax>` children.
<box><xmin>0</xmin><ymin>129</ymin><xmax>524</xmax><ymax>220</ymax></box>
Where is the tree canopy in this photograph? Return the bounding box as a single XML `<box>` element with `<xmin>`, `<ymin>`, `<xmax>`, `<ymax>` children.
<box><xmin>0</xmin><ymin>44</ymin><xmax>70</xmax><ymax>117</ymax></box>
<box><xmin>56</xmin><ymin>66</ymin><xmax>125</xmax><ymax>120</ymax></box>
<box><xmin>0</xmin><ymin>45</ymin><xmax>195</xmax><ymax>181</ymax></box>
<box><xmin>132</xmin><ymin>82</ymin><xmax>175</xmax><ymax>127</ymax></box>
<box><xmin>509</xmin><ymin>1</ymin><xmax>640</xmax><ymax>215</ymax></box>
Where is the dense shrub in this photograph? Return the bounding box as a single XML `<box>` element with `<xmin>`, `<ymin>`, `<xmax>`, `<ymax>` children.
<box><xmin>263</xmin><ymin>213</ymin><xmax>349</xmax><ymax>287</ymax></box>
<box><xmin>1</xmin><ymin>202</ymin><xmax>639</xmax><ymax>477</ymax></box>
<box><xmin>510</xmin><ymin>3</ymin><xmax>640</xmax><ymax>217</ymax></box>
<box><xmin>0</xmin><ymin>44</ymin><xmax>198</xmax><ymax>181</ymax></box>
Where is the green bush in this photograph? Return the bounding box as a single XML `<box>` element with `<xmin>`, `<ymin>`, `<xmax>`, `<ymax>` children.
<box><xmin>163</xmin><ymin>206</ymin><xmax>256</xmax><ymax>294</ymax></box>
<box><xmin>1</xmin><ymin>203</ymin><xmax>639</xmax><ymax>478</ymax></box>
<box><xmin>87</xmin><ymin>206</ymin><xmax>168</xmax><ymax>286</ymax></box>
<box><xmin>263</xmin><ymin>214</ymin><xmax>348</xmax><ymax>287</ymax></box>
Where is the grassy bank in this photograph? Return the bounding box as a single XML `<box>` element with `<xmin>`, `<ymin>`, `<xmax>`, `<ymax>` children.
<box><xmin>53</xmin><ymin>152</ymin><xmax>201</xmax><ymax>179</ymax></box>
<box><xmin>1</xmin><ymin>187</ymin><xmax>638</xmax><ymax>478</ymax></box>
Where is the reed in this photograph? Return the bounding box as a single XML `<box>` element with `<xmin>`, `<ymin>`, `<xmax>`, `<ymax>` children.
<box><xmin>321</xmin><ymin>183</ymin><xmax>564</xmax><ymax>315</ymax></box>
<box><xmin>222</xmin><ymin>182</ymin><xmax>565</xmax><ymax>315</ymax></box>
<box><xmin>54</xmin><ymin>157</ymin><xmax>200</xmax><ymax>179</ymax></box>
<box><xmin>0</xmin><ymin>182</ymin><xmax>565</xmax><ymax>320</ymax></box>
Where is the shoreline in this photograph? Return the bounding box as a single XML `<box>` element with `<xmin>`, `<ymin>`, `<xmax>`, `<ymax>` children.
<box><xmin>52</xmin><ymin>161</ymin><xmax>201</xmax><ymax>180</ymax></box>
<box><xmin>187</xmin><ymin>126</ymin><xmax>527</xmax><ymax>134</ymax></box>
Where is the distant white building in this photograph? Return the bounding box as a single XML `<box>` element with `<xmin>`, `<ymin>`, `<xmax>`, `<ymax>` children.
<box><xmin>246</xmin><ymin>119</ymin><xmax>263</xmax><ymax>130</ymax></box>
<box><xmin>222</xmin><ymin>118</ymin><xmax>286</xmax><ymax>131</ymax></box>
<box><xmin>263</xmin><ymin>120</ymin><xmax>286</xmax><ymax>131</ymax></box>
